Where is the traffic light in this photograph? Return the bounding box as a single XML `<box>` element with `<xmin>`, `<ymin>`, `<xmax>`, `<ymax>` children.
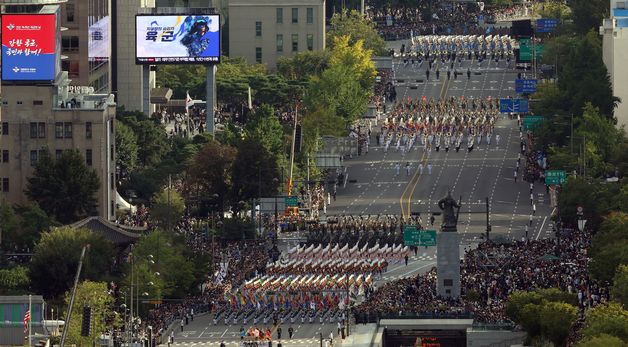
<box><xmin>81</xmin><ymin>306</ymin><xmax>92</xmax><ymax>337</ymax></box>
<box><xmin>294</xmin><ymin>125</ymin><xmax>302</xmax><ymax>153</ymax></box>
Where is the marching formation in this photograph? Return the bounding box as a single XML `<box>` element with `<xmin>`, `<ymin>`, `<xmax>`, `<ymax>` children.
<box><xmin>406</xmin><ymin>34</ymin><xmax>516</xmax><ymax>61</ymax></box>
<box><xmin>380</xmin><ymin>96</ymin><xmax>501</xmax><ymax>154</ymax></box>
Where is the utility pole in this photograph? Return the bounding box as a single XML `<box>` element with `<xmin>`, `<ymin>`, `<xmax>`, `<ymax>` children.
<box><xmin>485</xmin><ymin>197</ymin><xmax>491</xmax><ymax>241</ymax></box>
<box><xmin>288</xmin><ymin>104</ymin><xmax>298</xmax><ymax>196</ymax></box>
<box><xmin>60</xmin><ymin>245</ymin><xmax>89</xmax><ymax>347</ymax></box>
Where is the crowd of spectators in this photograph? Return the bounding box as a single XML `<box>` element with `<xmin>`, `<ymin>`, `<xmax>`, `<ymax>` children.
<box><xmin>355</xmin><ymin>227</ymin><xmax>609</xmax><ymax>326</ymax></box>
<box><xmin>367</xmin><ymin>2</ymin><xmax>515</xmax><ymax>41</ymax></box>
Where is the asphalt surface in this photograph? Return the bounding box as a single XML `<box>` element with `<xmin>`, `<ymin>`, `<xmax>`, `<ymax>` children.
<box><xmin>326</xmin><ymin>46</ymin><xmax>554</xmax><ymax>244</ymax></box>
<box><xmin>160</xmin><ymin>40</ymin><xmax>554</xmax><ymax>347</ymax></box>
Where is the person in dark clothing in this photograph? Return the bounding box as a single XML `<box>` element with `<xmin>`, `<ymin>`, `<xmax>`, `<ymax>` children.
<box><xmin>288</xmin><ymin>326</ymin><xmax>294</xmax><ymax>339</ymax></box>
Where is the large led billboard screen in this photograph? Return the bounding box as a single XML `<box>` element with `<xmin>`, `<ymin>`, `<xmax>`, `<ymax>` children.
<box><xmin>136</xmin><ymin>15</ymin><xmax>220</xmax><ymax>64</ymax></box>
<box><xmin>2</xmin><ymin>14</ymin><xmax>57</xmax><ymax>81</ymax></box>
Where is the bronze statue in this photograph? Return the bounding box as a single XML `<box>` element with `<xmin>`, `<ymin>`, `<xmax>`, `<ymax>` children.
<box><xmin>438</xmin><ymin>191</ymin><xmax>461</xmax><ymax>230</ymax></box>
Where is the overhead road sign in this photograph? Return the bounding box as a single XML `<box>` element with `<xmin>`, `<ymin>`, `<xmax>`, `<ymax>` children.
<box><xmin>545</xmin><ymin>170</ymin><xmax>566</xmax><ymax>185</ymax></box>
<box><xmin>536</xmin><ymin>18</ymin><xmax>559</xmax><ymax>33</ymax></box>
<box><xmin>522</xmin><ymin>115</ymin><xmax>544</xmax><ymax>130</ymax></box>
<box><xmin>403</xmin><ymin>226</ymin><xmax>437</xmax><ymax>247</ymax></box>
<box><xmin>500</xmin><ymin>98</ymin><xmax>529</xmax><ymax>113</ymax></box>
<box><xmin>515</xmin><ymin>79</ymin><xmax>538</xmax><ymax>93</ymax></box>
<box><xmin>519</xmin><ymin>38</ymin><xmax>544</xmax><ymax>62</ymax></box>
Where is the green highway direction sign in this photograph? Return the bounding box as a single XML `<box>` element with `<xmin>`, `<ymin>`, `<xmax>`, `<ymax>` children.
<box><xmin>545</xmin><ymin>170</ymin><xmax>566</xmax><ymax>185</ymax></box>
<box><xmin>519</xmin><ymin>38</ymin><xmax>545</xmax><ymax>62</ymax></box>
<box><xmin>523</xmin><ymin>115</ymin><xmax>544</xmax><ymax>130</ymax></box>
<box><xmin>403</xmin><ymin>226</ymin><xmax>437</xmax><ymax>247</ymax></box>
<box><xmin>285</xmin><ymin>196</ymin><xmax>299</xmax><ymax>207</ymax></box>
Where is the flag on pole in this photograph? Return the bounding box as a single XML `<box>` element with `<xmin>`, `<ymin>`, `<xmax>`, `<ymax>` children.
<box><xmin>23</xmin><ymin>310</ymin><xmax>30</xmax><ymax>334</ymax></box>
<box><xmin>185</xmin><ymin>91</ymin><xmax>194</xmax><ymax>114</ymax></box>
<box><xmin>247</xmin><ymin>86</ymin><xmax>253</xmax><ymax>109</ymax></box>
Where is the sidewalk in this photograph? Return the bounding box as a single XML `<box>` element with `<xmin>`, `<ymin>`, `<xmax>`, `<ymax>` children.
<box><xmin>338</xmin><ymin>323</ymin><xmax>379</xmax><ymax>347</ymax></box>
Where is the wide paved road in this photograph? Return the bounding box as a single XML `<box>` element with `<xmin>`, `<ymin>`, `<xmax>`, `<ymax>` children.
<box><xmin>162</xmin><ymin>40</ymin><xmax>554</xmax><ymax>347</ymax></box>
<box><xmin>326</xmin><ymin>46</ymin><xmax>553</xmax><ymax>244</ymax></box>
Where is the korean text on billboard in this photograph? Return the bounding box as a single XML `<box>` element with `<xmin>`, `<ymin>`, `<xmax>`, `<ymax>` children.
<box><xmin>135</xmin><ymin>15</ymin><xmax>220</xmax><ymax>64</ymax></box>
<box><xmin>2</xmin><ymin>14</ymin><xmax>57</xmax><ymax>81</ymax></box>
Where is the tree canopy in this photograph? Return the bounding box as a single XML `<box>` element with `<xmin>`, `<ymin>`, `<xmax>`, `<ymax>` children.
<box><xmin>327</xmin><ymin>10</ymin><xmax>387</xmax><ymax>56</ymax></box>
<box><xmin>25</xmin><ymin>149</ymin><xmax>100</xmax><ymax>224</ymax></box>
<box><xmin>30</xmin><ymin>227</ymin><xmax>114</xmax><ymax>299</ymax></box>
<box><xmin>63</xmin><ymin>281</ymin><xmax>118</xmax><ymax>345</ymax></box>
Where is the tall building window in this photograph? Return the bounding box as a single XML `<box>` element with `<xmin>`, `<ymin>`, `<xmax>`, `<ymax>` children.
<box><xmin>307</xmin><ymin>34</ymin><xmax>314</xmax><ymax>51</ymax></box>
<box><xmin>56</xmin><ymin>150</ymin><xmax>62</xmax><ymax>160</ymax></box>
<box><xmin>30</xmin><ymin>150</ymin><xmax>38</xmax><ymax>167</ymax></box>
<box><xmin>292</xmin><ymin>8</ymin><xmax>298</xmax><ymax>23</ymax></box>
<box><xmin>2</xmin><ymin>150</ymin><xmax>8</xmax><ymax>163</ymax></box>
<box><xmin>55</xmin><ymin>122</ymin><xmax>63</xmax><ymax>138</ymax></box>
<box><xmin>276</xmin><ymin>34</ymin><xmax>284</xmax><ymax>52</ymax></box>
<box><xmin>64</xmin><ymin>122</ymin><xmax>73</xmax><ymax>139</ymax></box>
<box><xmin>61</xmin><ymin>36</ymin><xmax>79</xmax><ymax>52</ymax></box>
<box><xmin>1</xmin><ymin>178</ymin><xmax>8</xmax><ymax>192</ymax></box>
<box><xmin>86</xmin><ymin>122</ymin><xmax>92</xmax><ymax>139</ymax></box>
<box><xmin>86</xmin><ymin>149</ymin><xmax>93</xmax><ymax>166</ymax></box>
<box><xmin>1</xmin><ymin>122</ymin><xmax>8</xmax><ymax>135</ymax></box>
<box><xmin>307</xmin><ymin>8</ymin><xmax>313</xmax><ymax>24</ymax></box>
<box><xmin>38</xmin><ymin>122</ymin><xmax>46</xmax><ymax>138</ymax></box>
<box><xmin>276</xmin><ymin>8</ymin><xmax>283</xmax><ymax>24</ymax></box>
<box><xmin>66</xmin><ymin>3</ymin><xmax>75</xmax><ymax>22</ymax></box>
<box><xmin>30</xmin><ymin>123</ymin><xmax>38</xmax><ymax>139</ymax></box>
<box><xmin>255</xmin><ymin>21</ymin><xmax>262</xmax><ymax>37</ymax></box>
<box><xmin>292</xmin><ymin>34</ymin><xmax>299</xmax><ymax>52</ymax></box>
<box><xmin>255</xmin><ymin>47</ymin><xmax>262</xmax><ymax>63</ymax></box>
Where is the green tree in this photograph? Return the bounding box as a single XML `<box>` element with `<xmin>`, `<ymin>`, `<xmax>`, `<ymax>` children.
<box><xmin>185</xmin><ymin>140</ymin><xmax>237</xmax><ymax>216</ymax></box>
<box><xmin>306</xmin><ymin>36</ymin><xmax>376</xmax><ymax>127</ymax></box>
<box><xmin>576</xmin><ymin>334</ymin><xmax>626</xmax><ymax>347</ymax></box>
<box><xmin>0</xmin><ymin>266</ymin><xmax>29</xmax><ymax>295</ymax></box>
<box><xmin>327</xmin><ymin>10</ymin><xmax>387</xmax><ymax>55</ymax></box>
<box><xmin>30</xmin><ymin>227</ymin><xmax>114</xmax><ymax>299</ymax></box>
<box><xmin>558</xmin><ymin>31</ymin><xmax>618</xmax><ymax>117</ymax></box>
<box><xmin>25</xmin><ymin>149</ymin><xmax>100</xmax><ymax>224</ymax></box>
<box><xmin>277</xmin><ymin>50</ymin><xmax>329</xmax><ymax>81</ymax></box>
<box><xmin>115</xmin><ymin>122</ymin><xmax>139</xmax><ymax>176</ymax></box>
<box><xmin>537</xmin><ymin>288</ymin><xmax>578</xmax><ymax>306</ymax></box>
<box><xmin>156</xmin><ymin>64</ymin><xmax>206</xmax><ymax>99</ymax></box>
<box><xmin>570</xmin><ymin>0</ymin><xmax>609</xmax><ymax>35</ymax></box>
<box><xmin>539</xmin><ymin>301</ymin><xmax>578</xmax><ymax>347</ymax></box>
<box><xmin>532</xmin><ymin>1</ymin><xmax>571</xmax><ymax>20</ymax></box>
<box><xmin>506</xmin><ymin>291</ymin><xmax>544</xmax><ymax>323</ymax></box>
<box><xmin>150</xmin><ymin>187</ymin><xmax>186</xmax><ymax>231</ymax></box>
<box><xmin>0</xmin><ymin>203</ymin><xmax>19</xmax><ymax>250</ymax></box>
<box><xmin>117</xmin><ymin>110</ymin><xmax>169</xmax><ymax>167</ymax></box>
<box><xmin>127</xmin><ymin>230</ymin><xmax>195</xmax><ymax>299</ymax></box>
<box><xmin>231</xmin><ymin>137</ymin><xmax>281</xmax><ymax>206</ymax></box>
<box><xmin>611</xmin><ymin>264</ymin><xmax>628</xmax><ymax>308</ymax></box>
<box><xmin>63</xmin><ymin>281</ymin><xmax>118</xmax><ymax>346</ymax></box>
<box><xmin>247</xmin><ymin>105</ymin><xmax>287</xmax><ymax>159</ymax></box>
<box><xmin>589</xmin><ymin>212</ymin><xmax>628</xmax><ymax>282</ymax></box>
<box><xmin>581</xmin><ymin>303</ymin><xmax>628</xmax><ymax>341</ymax></box>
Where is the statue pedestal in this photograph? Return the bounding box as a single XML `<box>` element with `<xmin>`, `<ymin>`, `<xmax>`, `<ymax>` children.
<box><xmin>437</xmin><ymin>228</ymin><xmax>461</xmax><ymax>298</ymax></box>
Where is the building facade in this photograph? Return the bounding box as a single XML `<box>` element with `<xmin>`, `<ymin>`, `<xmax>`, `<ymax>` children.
<box><xmin>0</xmin><ymin>74</ymin><xmax>117</xmax><ymax>220</ymax></box>
<box><xmin>228</xmin><ymin>0</ymin><xmax>325</xmax><ymax>69</ymax></box>
<box><xmin>111</xmin><ymin>0</ymin><xmax>156</xmax><ymax>114</ymax></box>
<box><xmin>61</xmin><ymin>0</ymin><xmax>112</xmax><ymax>93</ymax></box>
<box><xmin>600</xmin><ymin>0</ymin><xmax>628</xmax><ymax>128</ymax></box>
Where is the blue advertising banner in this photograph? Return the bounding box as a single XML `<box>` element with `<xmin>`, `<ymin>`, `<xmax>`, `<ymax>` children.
<box><xmin>515</xmin><ymin>79</ymin><xmax>538</xmax><ymax>93</ymax></box>
<box><xmin>136</xmin><ymin>15</ymin><xmax>220</xmax><ymax>64</ymax></box>
<box><xmin>2</xmin><ymin>14</ymin><xmax>57</xmax><ymax>81</ymax></box>
<box><xmin>500</xmin><ymin>99</ymin><xmax>529</xmax><ymax>113</ymax></box>
<box><xmin>536</xmin><ymin>18</ymin><xmax>559</xmax><ymax>33</ymax></box>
